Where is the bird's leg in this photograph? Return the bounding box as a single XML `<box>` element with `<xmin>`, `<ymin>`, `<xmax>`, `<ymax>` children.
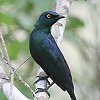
<box><xmin>45</xmin><ymin>81</ymin><xmax>54</xmax><ymax>90</ymax></box>
<box><xmin>33</xmin><ymin>76</ymin><xmax>50</xmax><ymax>85</ymax></box>
<box><xmin>35</xmin><ymin>82</ymin><xmax>54</xmax><ymax>98</ymax></box>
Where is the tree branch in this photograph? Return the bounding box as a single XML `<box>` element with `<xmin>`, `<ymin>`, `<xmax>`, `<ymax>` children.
<box><xmin>0</xmin><ymin>32</ymin><xmax>15</xmax><ymax>100</ymax></box>
<box><xmin>0</xmin><ymin>33</ymin><xmax>38</xmax><ymax>99</ymax></box>
<box><xmin>0</xmin><ymin>51</ymin><xmax>38</xmax><ymax>100</ymax></box>
<box><xmin>0</xmin><ymin>65</ymin><xmax>30</xmax><ymax>100</ymax></box>
<box><xmin>34</xmin><ymin>0</ymin><xmax>73</xmax><ymax>100</ymax></box>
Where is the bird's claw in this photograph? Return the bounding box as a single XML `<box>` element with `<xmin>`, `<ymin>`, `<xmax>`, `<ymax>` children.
<box><xmin>35</xmin><ymin>88</ymin><xmax>50</xmax><ymax>98</ymax></box>
<box><xmin>33</xmin><ymin>76</ymin><xmax>50</xmax><ymax>85</ymax></box>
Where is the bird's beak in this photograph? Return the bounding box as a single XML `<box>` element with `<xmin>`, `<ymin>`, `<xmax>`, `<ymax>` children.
<box><xmin>58</xmin><ymin>15</ymin><xmax>65</xmax><ymax>19</ymax></box>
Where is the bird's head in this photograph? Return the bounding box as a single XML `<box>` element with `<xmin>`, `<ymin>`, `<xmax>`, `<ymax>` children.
<box><xmin>35</xmin><ymin>11</ymin><xmax>65</xmax><ymax>29</ymax></box>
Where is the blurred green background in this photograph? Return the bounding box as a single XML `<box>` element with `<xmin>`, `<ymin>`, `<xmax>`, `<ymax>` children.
<box><xmin>0</xmin><ymin>0</ymin><xmax>100</xmax><ymax>100</ymax></box>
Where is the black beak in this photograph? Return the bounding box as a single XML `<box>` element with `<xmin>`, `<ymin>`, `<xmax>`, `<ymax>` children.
<box><xmin>58</xmin><ymin>15</ymin><xmax>65</xmax><ymax>19</ymax></box>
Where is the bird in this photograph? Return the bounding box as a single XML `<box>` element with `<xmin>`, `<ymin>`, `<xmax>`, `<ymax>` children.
<box><xmin>29</xmin><ymin>11</ymin><xmax>77</xmax><ymax>100</ymax></box>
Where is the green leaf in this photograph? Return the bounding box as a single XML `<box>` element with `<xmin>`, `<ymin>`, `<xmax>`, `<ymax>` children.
<box><xmin>64</xmin><ymin>31</ymin><xmax>81</xmax><ymax>45</ymax></box>
<box><xmin>14</xmin><ymin>80</ymin><xmax>33</xmax><ymax>99</ymax></box>
<box><xmin>33</xmin><ymin>0</ymin><xmax>54</xmax><ymax>11</ymax></box>
<box><xmin>0</xmin><ymin>12</ymin><xmax>15</xmax><ymax>25</ymax></box>
<box><xmin>0</xmin><ymin>0</ymin><xmax>14</xmax><ymax>5</ymax></box>
<box><xmin>7</xmin><ymin>40</ymin><xmax>21</xmax><ymax>59</ymax></box>
<box><xmin>66</xmin><ymin>16</ymin><xmax>84</xmax><ymax>32</ymax></box>
<box><xmin>6</xmin><ymin>37</ymin><xmax>29</xmax><ymax>59</ymax></box>
<box><xmin>0</xmin><ymin>91</ymin><xmax>7</xmax><ymax>100</ymax></box>
<box><xmin>15</xmin><ymin>12</ymin><xmax>34</xmax><ymax>31</ymax></box>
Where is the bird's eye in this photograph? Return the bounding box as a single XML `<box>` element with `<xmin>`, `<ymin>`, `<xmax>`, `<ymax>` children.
<box><xmin>46</xmin><ymin>14</ymin><xmax>52</xmax><ymax>19</ymax></box>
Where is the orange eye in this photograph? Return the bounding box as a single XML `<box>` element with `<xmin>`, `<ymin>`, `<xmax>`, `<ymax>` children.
<box><xmin>46</xmin><ymin>14</ymin><xmax>52</xmax><ymax>19</ymax></box>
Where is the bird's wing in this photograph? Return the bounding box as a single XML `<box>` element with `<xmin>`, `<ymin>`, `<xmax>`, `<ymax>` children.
<box><xmin>39</xmin><ymin>35</ymin><xmax>72</xmax><ymax>83</ymax></box>
<box><xmin>32</xmin><ymin>32</ymin><xmax>76</xmax><ymax>99</ymax></box>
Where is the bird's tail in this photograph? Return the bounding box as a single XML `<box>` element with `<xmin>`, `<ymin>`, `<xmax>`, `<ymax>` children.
<box><xmin>67</xmin><ymin>88</ymin><xmax>77</xmax><ymax>100</ymax></box>
<box><xmin>70</xmin><ymin>93</ymin><xmax>77</xmax><ymax>100</ymax></box>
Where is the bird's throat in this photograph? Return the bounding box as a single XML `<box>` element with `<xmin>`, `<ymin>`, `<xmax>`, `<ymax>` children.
<box><xmin>30</xmin><ymin>27</ymin><xmax>51</xmax><ymax>45</ymax></box>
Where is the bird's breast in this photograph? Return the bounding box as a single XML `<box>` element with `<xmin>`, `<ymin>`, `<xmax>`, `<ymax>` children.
<box><xmin>29</xmin><ymin>31</ymin><xmax>48</xmax><ymax>58</ymax></box>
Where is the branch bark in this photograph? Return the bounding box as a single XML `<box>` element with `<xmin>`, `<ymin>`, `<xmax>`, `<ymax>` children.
<box><xmin>34</xmin><ymin>0</ymin><xmax>73</xmax><ymax>100</ymax></box>
<box><xmin>0</xmin><ymin>33</ymin><xmax>33</xmax><ymax>99</ymax></box>
<box><xmin>0</xmin><ymin>65</ymin><xmax>30</xmax><ymax>100</ymax></box>
<box><xmin>0</xmin><ymin>32</ymin><xmax>15</xmax><ymax>100</ymax></box>
<box><xmin>0</xmin><ymin>34</ymin><xmax>37</xmax><ymax>99</ymax></box>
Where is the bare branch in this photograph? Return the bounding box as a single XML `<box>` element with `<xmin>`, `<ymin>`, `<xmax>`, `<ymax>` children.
<box><xmin>34</xmin><ymin>0</ymin><xmax>73</xmax><ymax>100</ymax></box>
<box><xmin>15</xmin><ymin>57</ymin><xmax>31</xmax><ymax>72</ymax></box>
<box><xmin>0</xmin><ymin>32</ymin><xmax>15</xmax><ymax>100</ymax></box>
<box><xmin>52</xmin><ymin>0</ymin><xmax>73</xmax><ymax>46</ymax></box>
<box><xmin>0</xmin><ymin>33</ymin><xmax>39</xmax><ymax>99</ymax></box>
<box><xmin>0</xmin><ymin>65</ymin><xmax>30</xmax><ymax>100</ymax></box>
<box><xmin>0</xmin><ymin>52</ymin><xmax>39</xmax><ymax>100</ymax></box>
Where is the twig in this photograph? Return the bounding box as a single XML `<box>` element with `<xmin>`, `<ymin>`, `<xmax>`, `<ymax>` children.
<box><xmin>0</xmin><ymin>32</ymin><xmax>14</xmax><ymax>100</ymax></box>
<box><xmin>0</xmin><ymin>52</ymin><xmax>39</xmax><ymax>100</ymax></box>
<box><xmin>15</xmin><ymin>56</ymin><xmax>31</xmax><ymax>72</ymax></box>
<box><xmin>34</xmin><ymin>0</ymin><xmax>73</xmax><ymax>100</ymax></box>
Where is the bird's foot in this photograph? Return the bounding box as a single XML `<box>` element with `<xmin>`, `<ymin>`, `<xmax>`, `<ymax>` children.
<box><xmin>33</xmin><ymin>76</ymin><xmax>50</xmax><ymax>85</ymax></box>
<box><xmin>35</xmin><ymin>88</ymin><xmax>50</xmax><ymax>98</ymax></box>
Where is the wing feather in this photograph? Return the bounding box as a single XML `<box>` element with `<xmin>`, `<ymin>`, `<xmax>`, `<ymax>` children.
<box><xmin>39</xmin><ymin>35</ymin><xmax>72</xmax><ymax>83</ymax></box>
